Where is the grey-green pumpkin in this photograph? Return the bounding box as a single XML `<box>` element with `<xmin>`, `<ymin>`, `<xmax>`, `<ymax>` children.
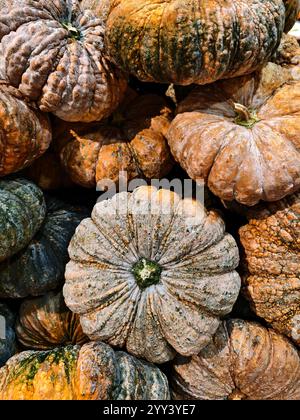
<box><xmin>0</xmin><ymin>303</ymin><xmax>17</xmax><ymax>367</ymax></box>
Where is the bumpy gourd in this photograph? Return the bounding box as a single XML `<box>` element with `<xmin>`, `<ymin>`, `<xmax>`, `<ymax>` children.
<box><xmin>105</xmin><ymin>0</ymin><xmax>285</xmax><ymax>85</ymax></box>
<box><xmin>0</xmin><ymin>0</ymin><xmax>127</xmax><ymax>122</ymax></box>
<box><xmin>0</xmin><ymin>178</ymin><xmax>46</xmax><ymax>262</ymax></box>
<box><xmin>167</xmin><ymin>62</ymin><xmax>300</xmax><ymax>206</ymax></box>
<box><xmin>239</xmin><ymin>192</ymin><xmax>300</xmax><ymax>346</ymax></box>
<box><xmin>64</xmin><ymin>186</ymin><xmax>241</xmax><ymax>364</ymax></box>
<box><xmin>171</xmin><ymin>319</ymin><xmax>300</xmax><ymax>400</ymax></box>
<box><xmin>0</xmin><ymin>196</ymin><xmax>87</xmax><ymax>298</ymax></box>
<box><xmin>16</xmin><ymin>291</ymin><xmax>88</xmax><ymax>350</ymax></box>
<box><xmin>0</xmin><ymin>342</ymin><xmax>170</xmax><ymax>400</ymax></box>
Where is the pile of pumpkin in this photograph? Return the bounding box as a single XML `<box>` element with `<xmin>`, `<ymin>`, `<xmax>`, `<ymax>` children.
<box><xmin>0</xmin><ymin>0</ymin><xmax>299</xmax><ymax>401</ymax></box>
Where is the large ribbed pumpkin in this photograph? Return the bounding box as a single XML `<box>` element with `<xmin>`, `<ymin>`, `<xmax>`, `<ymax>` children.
<box><xmin>64</xmin><ymin>186</ymin><xmax>241</xmax><ymax>364</ymax></box>
<box><xmin>54</xmin><ymin>94</ymin><xmax>174</xmax><ymax>188</ymax></box>
<box><xmin>0</xmin><ymin>342</ymin><xmax>170</xmax><ymax>400</ymax></box>
<box><xmin>0</xmin><ymin>0</ymin><xmax>127</xmax><ymax>122</ymax></box>
<box><xmin>16</xmin><ymin>291</ymin><xmax>88</xmax><ymax>350</ymax></box>
<box><xmin>0</xmin><ymin>194</ymin><xmax>87</xmax><ymax>298</ymax></box>
<box><xmin>105</xmin><ymin>0</ymin><xmax>285</xmax><ymax>85</ymax></box>
<box><xmin>0</xmin><ymin>178</ymin><xmax>46</xmax><ymax>262</ymax></box>
<box><xmin>0</xmin><ymin>85</ymin><xmax>52</xmax><ymax>176</ymax></box>
<box><xmin>167</xmin><ymin>62</ymin><xmax>300</xmax><ymax>206</ymax></box>
<box><xmin>0</xmin><ymin>303</ymin><xmax>17</xmax><ymax>367</ymax></box>
<box><xmin>239</xmin><ymin>192</ymin><xmax>300</xmax><ymax>346</ymax></box>
<box><xmin>171</xmin><ymin>319</ymin><xmax>300</xmax><ymax>400</ymax></box>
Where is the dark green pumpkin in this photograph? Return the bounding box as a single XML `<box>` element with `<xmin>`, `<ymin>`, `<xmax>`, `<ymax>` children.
<box><xmin>0</xmin><ymin>196</ymin><xmax>87</xmax><ymax>298</ymax></box>
<box><xmin>0</xmin><ymin>179</ymin><xmax>46</xmax><ymax>262</ymax></box>
<box><xmin>0</xmin><ymin>303</ymin><xmax>17</xmax><ymax>367</ymax></box>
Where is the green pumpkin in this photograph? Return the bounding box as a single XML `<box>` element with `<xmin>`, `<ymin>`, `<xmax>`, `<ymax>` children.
<box><xmin>0</xmin><ymin>194</ymin><xmax>87</xmax><ymax>298</ymax></box>
<box><xmin>0</xmin><ymin>178</ymin><xmax>46</xmax><ymax>262</ymax></box>
<box><xmin>0</xmin><ymin>303</ymin><xmax>17</xmax><ymax>367</ymax></box>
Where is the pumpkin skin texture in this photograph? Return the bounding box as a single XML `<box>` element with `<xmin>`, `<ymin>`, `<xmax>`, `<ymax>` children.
<box><xmin>0</xmin><ymin>178</ymin><xmax>46</xmax><ymax>262</ymax></box>
<box><xmin>167</xmin><ymin>62</ymin><xmax>300</xmax><ymax>206</ymax></box>
<box><xmin>0</xmin><ymin>342</ymin><xmax>170</xmax><ymax>400</ymax></box>
<box><xmin>16</xmin><ymin>291</ymin><xmax>87</xmax><ymax>350</ymax></box>
<box><xmin>171</xmin><ymin>319</ymin><xmax>300</xmax><ymax>400</ymax></box>
<box><xmin>239</xmin><ymin>192</ymin><xmax>300</xmax><ymax>346</ymax></box>
<box><xmin>0</xmin><ymin>303</ymin><xmax>17</xmax><ymax>367</ymax></box>
<box><xmin>283</xmin><ymin>0</ymin><xmax>300</xmax><ymax>31</ymax></box>
<box><xmin>105</xmin><ymin>0</ymin><xmax>285</xmax><ymax>85</ymax></box>
<box><xmin>63</xmin><ymin>186</ymin><xmax>241</xmax><ymax>364</ymax></box>
<box><xmin>0</xmin><ymin>196</ymin><xmax>87</xmax><ymax>299</ymax></box>
<box><xmin>0</xmin><ymin>0</ymin><xmax>127</xmax><ymax>123</ymax></box>
<box><xmin>0</xmin><ymin>85</ymin><xmax>52</xmax><ymax>176</ymax></box>
<box><xmin>54</xmin><ymin>94</ymin><xmax>174</xmax><ymax>188</ymax></box>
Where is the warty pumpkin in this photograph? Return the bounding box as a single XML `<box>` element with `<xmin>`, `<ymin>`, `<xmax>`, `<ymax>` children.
<box><xmin>0</xmin><ymin>341</ymin><xmax>170</xmax><ymax>400</ymax></box>
<box><xmin>0</xmin><ymin>84</ymin><xmax>52</xmax><ymax>176</ymax></box>
<box><xmin>239</xmin><ymin>192</ymin><xmax>300</xmax><ymax>346</ymax></box>
<box><xmin>0</xmin><ymin>195</ymin><xmax>87</xmax><ymax>298</ymax></box>
<box><xmin>0</xmin><ymin>0</ymin><xmax>127</xmax><ymax>122</ymax></box>
<box><xmin>16</xmin><ymin>291</ymin><xmax>88</xmax><ymax>350</ymax></box>
<box><xmin>283</xmin><ymin>0</ymin><xmax>300</xmax><ymax>31</ymax></box>
<box><xmin>63</xmin><ymin>186</ymin><xmax>241</xmax><ymax>364</ymax></box>
<box><xmin>0</xmin><ymin>178</ymin><xmax>46</xmax><ymax>262</ymax></box>
<box><xmin>0</xmin><ymin>303</ymin><xmax>17</xmax><ymax>367</ymax></box>
<box><xmin>171</xmin><ymin>319</ymin><xmax>300</xmax><ymax>400</ymax></box>
<box><xmin>167</xmin><ymin>61</ymin><xmax>300</xmax><ymax>206</ymax></box>
<box><xmin>105</xmin><ymin>0</ymin><xmax>285</xmax><ymax>85</ymax></box>
<box><xmin>54</xmin><ymin>94</ymin><xmax>174</xmax><ymax>188</ymax></box>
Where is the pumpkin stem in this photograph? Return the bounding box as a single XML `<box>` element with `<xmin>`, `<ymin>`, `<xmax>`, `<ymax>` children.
<box><xmin>132</xmin><ymin>258</ymin><xmax>162</xmax><ymax>290</ymax></box>
<box><xmin>62</xmin><ymin>22</ymin><xmax>82</xmax><ymax>41</ymax></box>
<box><xmin>230</xmin><ymin>101</ymin><xmax>260</xmax><ymax>129</ymax></box>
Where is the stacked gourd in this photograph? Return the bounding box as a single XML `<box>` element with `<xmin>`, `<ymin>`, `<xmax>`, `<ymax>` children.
<box><xmin>0</xmin><ymin>0</ymin><xmax>299</xmax><ymax>400</ymax></box>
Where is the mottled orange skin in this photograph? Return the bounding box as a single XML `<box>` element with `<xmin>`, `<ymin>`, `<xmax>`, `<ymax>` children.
<box><xmin>239</xmin><ymin>193</ymin><xmax>300</xmax><ymax>346</ymax></box>
<box><xmin>53</xmin><ymin>94</ymin><xmax>174</xmax><ymax>188</ymax></box>
<box><xmin>16</xmin><ymin>291</ymin><xmax>88</xmax><ymax>350</ymax></box>
<box><xmin>171</xmin><ymin>319</ymin><xmax>300</xmax><ymax>400</ymax></box>
<box><xmin>0</xmin><ymin>85</ymin><xmax>51</xmax><ymax>176</ymax></box>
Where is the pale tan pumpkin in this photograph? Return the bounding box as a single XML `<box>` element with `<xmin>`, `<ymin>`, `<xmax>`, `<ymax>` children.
<box><xmin>171</xmin><ymin>319</ymin><xmax>300</xmax><ymax>400</ymax></box>
<box><xmin>167</xmin><ymin>62</ymin><xmax>300</xmax><ymax>206</ymax></box>
<box><xmin>64</xmin><ymin>186</ymin><xmax>241</xmax><ymax>364</ymax></box>
<box><xmin>239</xmin><ymin>192</ymin><xmax>300</xmax><ymax>346</ymax></box>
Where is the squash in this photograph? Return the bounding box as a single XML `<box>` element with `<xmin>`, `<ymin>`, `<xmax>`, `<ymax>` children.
<box><xmin>0</xmin><ymin>0</ymin><xmax>127</xmax><ymax>122</ymax></box>
<box><xmin>63</xmin><ymin>186</ymin><xmax>241</xmax><ymax>364</ymax></box>
<box><xmin>16</xmin><ymin>291</ymin><xmax>88</xmax><ymax>350</ymax></box>
<box><xmin>105</xmin><ymin>0</ymin><xmax>285</xmax><ymax>85</ymax></box>
<box><xmin>167</xmin><ymin>62</ymin><xmax>300</xmax><ymax>206</ymax></box>
<box><xmin>0</xmin><ymin>178</ymin><xmax>46</xmax><ymax>262</ymax></box>
<box><xmin>283</xmin><ymin>0</ymin><xmax>300</xmax><ymax>31</ymax></box>
<box><xmin>0</xmin><ymin>341</ymin><xmax>170</xmax><ymax>400</ymax></box>
<box><xmin>171</xmin><ymin>319</ymin><xmax>300</xmax><ymax>400</ymax></box>
<box><xmin>239</xmin><ymin>192</ymin><xmax>300</xmax><ymax>346</ymax></box>
<box><xmin>0</xmin><ymin>84</ymin><xmax>52</xmax><ymax>176</ymax></box>
<box><xmin>0</xmin><ymin>303</ymin><xmax>17</xmax><ymax>367</ymax></box>
<box><xmin>0</xmin><ymin>195</ymin><xmax>87</xmax><ymax>298</ymax></box>
<box><xmin>54</xmin><ymin>94</ymin><xmax>174</xmax><ymax>188</ymax></box>
<box><xmin>23</xmin><ymin>150</ymin><xmax>74</xmax><ymax>190</ymax></box>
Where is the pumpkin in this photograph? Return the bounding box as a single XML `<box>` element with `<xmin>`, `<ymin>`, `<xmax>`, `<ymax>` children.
<box><xmin>171</xmin><ymin>319</ymin><xmax>300</xmax><ymax>400</ymax></box>
<box><xmin>0</xmin><ymin>0</ymin><xmax>127</xmax><ymax>122</ymax></box>
<box><xmin>16</xmin><ymin>291</ymin><xmax>88</xmax><ymax>350</ymax></box>
<box><xmin>105</xmin><ymin>0</ymin><xmax>285</xmax><ymax>85</ymax></box>
<box><xmin>0</xmin><ymin>178</ymin><xmax>46</xmax><ymax>262</ymax></box>
<box><xmin>54</xmin><ymin>93</ymin><xmax>174</xmax><ymax>188</ymax></box>
<box><xmin>0</xmin><ymin>341</ymin><xmax>170</xmax><ymax>400</ymax></box>
<box><xmin>167</xmin><ymin>61</ymin><xmax>300</xmax><ymax>206</ymax></box>
<box><xmin>0</xmin><ymin>84</ymin><xmax>52</xmax><ymax>176</ymax></box>
<box><xmin>23</xmin><ymin>150</ymin><xmax>74</xmax><ymax>190</ymax></box>
<box><xmin>0</xmin><ymin>195</ymin><xmax>87</xmax><ymax>298</ymax></box>
<box><xmin>0</xmin><ymin>303</ymin><xmax>17</xmax><ymax>367</ymax></box>
<box><xmin>239</xmin><ymin>192</ymin><xmax>300</xmax><ymax>346</ymax></box>
<box><xmin>63</xmin><ymin>186</ymin><xmax>241</xmax><ymax>364</ymax></box>
<box><xmin>283</xmin><ymin>0</ymin><xmax>300</xmax><ymax>31</ymax></box>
